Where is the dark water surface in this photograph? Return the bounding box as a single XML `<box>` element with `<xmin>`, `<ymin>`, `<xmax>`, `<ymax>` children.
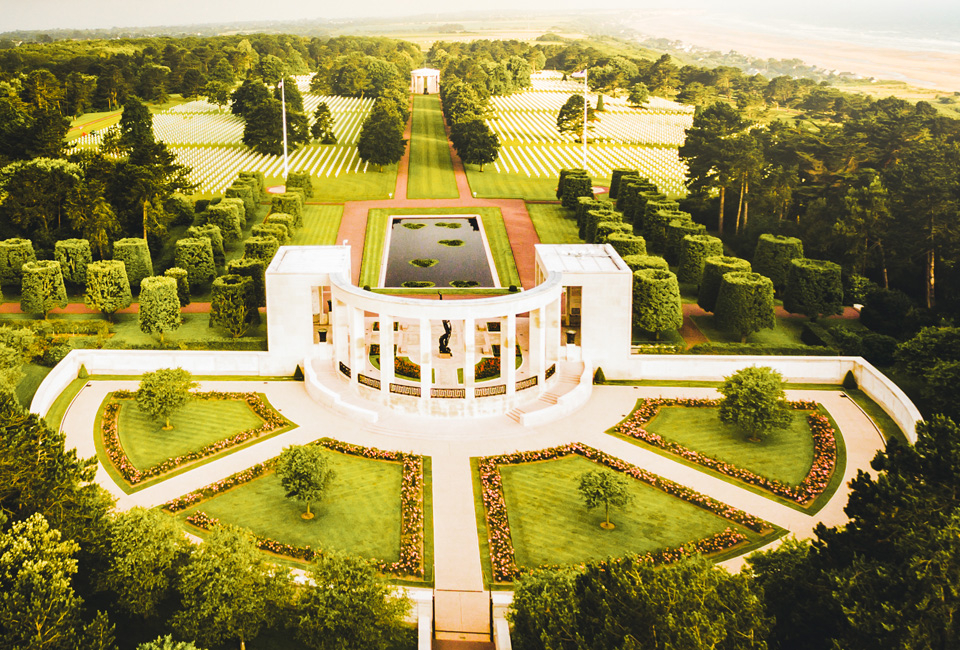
<box><xmin>383</xmin><ymin>216</ymin><xmax>497</xmax><ymax>288</ymax></box>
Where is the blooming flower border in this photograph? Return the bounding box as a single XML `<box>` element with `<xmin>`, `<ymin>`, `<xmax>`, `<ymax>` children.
<box><xmin>100</xmin><ymin>390</ymin><xmax>291</xmax><ymax>485</ymax></box>
<box><xmin>613</xmin><ymin>398</ymin><xmax>837</xmax><ymax>506</ymax></box>
<box><xmin>163</xmin><ymin>438</ymin><xmax>427</xmax><ymax>579</ymax></box>
<box><xmin>477</xmin><ymin>442</ymin><xmax>773</xmax><ymax>583</ymax></box>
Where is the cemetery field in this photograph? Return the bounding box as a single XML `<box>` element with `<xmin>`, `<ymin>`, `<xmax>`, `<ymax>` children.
<box><xmin>406</xmin><ymin>95</ymin><xmax>459</xmax><ymax>199</ymax></box>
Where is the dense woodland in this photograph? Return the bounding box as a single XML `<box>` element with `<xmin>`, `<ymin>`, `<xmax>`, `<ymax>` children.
<box><xmin>0</xmin><ymin>31</ymin><xmax>959</xmax><ymax>649</ymax></box>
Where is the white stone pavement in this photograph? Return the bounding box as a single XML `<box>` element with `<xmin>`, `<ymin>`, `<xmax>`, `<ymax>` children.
<box><xmin>58</xmin><ymin>379</ymin><xmax>888</xmax><ymax>594</ymax></box>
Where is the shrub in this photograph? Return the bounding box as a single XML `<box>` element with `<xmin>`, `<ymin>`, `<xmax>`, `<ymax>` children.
<box><xmin>557</xmin><ymin>168</ymin><xmax>586</xmax><ymax>200</ymax></box>
<box><xmin>202</xmin><ymin>202</ymin><xmax>242</xmax><ymax>243</ymax></box>
<box><xmin>163</xmin><ymin>193</ymin><xmax>195</xmax><ymax>227</ymax></box>
<box><xmin>678</xmin><ymin>234</ymin><xmax>723</xmax><ymax>284</ymax></box>
<box><xmin>593</xmin><ymin>367</ymin><xmax>606</xmax><ymax>384</ymax></box>
<box><xmin>112</xmin><ymin>238</ymin><xmax>154</xmax><ymax>292</ymax></box>
<box><xmin>174</xmin><ymin>238</ymin><xmax>216</xmax><ymax>290</ymax></box>
<box><xmin>842</xmin><ymin>370</ymin><xmax>858</xmax><ymax>389</ymax></box>
<box><xmin>252</xmin><ymin>223</ymin><xmax>289</xmax><ymax>246</ymax></box>
<box><xmin>608</xmin><ymin>169</ymin><xmax>637</xmax><ymax>200</ymax></box>
<box><xmin>226</xmin><ymin>257</ymin><xmax>266</xmax><ymax>308</ymax></box>
<box><xmin>210</xmin><ymin>274</ymin><xmax>256</xmax><ymax>336</ymax></box>
<box><xmin>54</xmin><ymin>239</ymin><xmax>92</xmax><ymax>287</ymax></box>
<box><xmin>164</xmin><ymin>267</ymin><xmax>191</xmax><ymax>307</ymax></box>
<box><xmin>20</xmin><ymin>260</ymin><xmax>67</xmax><ymax>317</ymax></box>
<box><xmin>644</xmin><ymin>209</ymin><xmax>687</xmax><ymax>253</ymax></box>
<box><xmin>266</xmin><ymin>212</ymin><xmax>296</xmax><ymax>236</ymax></box>
<box><xmin>84</xmin><ymin>260</ymin><xmax>132</xmax><ymax>318</ymax></box>
<box><xmin>714</xmin><ymin>271</ymin><xmax>776</xmax><ymax>342</ymax></box>
<box><xmin>595</xmin><ymin>221</ymin><xmax>632</xmax><ymax>244</ymax></box>
<box><xmin>224</xmin><ymin>184</ymin><xmax>256</xmax><ymax>224</ymax></box>
<box><xmin>270</xmin><ymin>192</ymin><xmax>304</xmax><ymax>228</ymax></box>
<box><xmin>698</xmin><ymin>256</ymin><xmax>752</xmax><ymax>313</ymax></box>
<box><xmin>606</xmin><ymin>233</ymin><xmax>646</xmax><ymax>258</ymax></box>
<box><xmin>861</xmin><ymin>332</ymin><xmax>899</xmax><ymax>366</ymax></box>
<box><xmin>843</xmin><ymin>273</ymin><xmax>877</xmax><ymax>306</ymax></box>
<box><xmin>244</xmin><ymin>236</ymin><xmax>280</xmax><ymax>264</ymax></box>
<box><xmin>664</xmin><ymin>218</ymin><xmax>705</xmax><ymax>264</ymax></box>
<box><xmin>139</xmin><ymin>276</ymin><xmax>182</xmax><ymax>343</ymax></box>
<box><xmin>220</xmin><ymin>197</ymin><xmax>247</xmax><ymax>229</ymax></box>
<box><xmin>285</xmin><ymin>170</ymin><xmax>314</xmax><ymax>198</ymax></box>
<box><xmin>584</xmin><ymin>209</ymin><xmax>621</xmax><ymax>244</ymax></box>
<box><xmin>562</xmin><ymin>173</ymin><xmax>593</xmax><ymax>210</ymax></box>
<box><xmin>237</xmin><ymin>170</ymin><xmax>266</xmax><ymax>200</ymax></box>
<box><xmin>632</xmin><ymin>268</ymin><xmax>682</xmax><ymax>339</ymax></box>
<box><xmin>801</xmin><ymin>322</ymin><xmax>839</xmax><ymax>349</ymax></box>
<box><xmin>752</xmin><ymin>234</ymin><xmax>803</xmax><ymax>292</ymax></box>
<box><xmin>0</xmin><ymin>238</ymin><xmax>36</xmax><ymax>286</ymax></box>
<box><xmin>186</xmin><ymin>224</ymin><xmax>225</xmax><ymax>272</ymax></box>
<box><xmin>688</xmin><ymin>343</ymin><xmax>837</xmax><ymax>356</ymax></box>
<box><xmin>621</xmin><ymin>254</ymin><xmax>668</xmax><ymax>272</ymax></box>
<box><xmin>783</xmin><ymin>258</ymin><xmax>843</xmax><ymax>320</ymax></box>
<box><xmin>859</xmin><ymin>288</ymin><xmax>915</xmax><ymax>338</ymax></box>
<box><xmin>830</xmin><ymin>326</ymin><xmax>863</xmax><ymax>356</ymax></box>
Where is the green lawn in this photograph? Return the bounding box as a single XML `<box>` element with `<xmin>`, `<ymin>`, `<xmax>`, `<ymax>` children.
<box><xmin>359</xmin><ymin>207</ymin><xmax>521</xmax><ymax>290</ymax></box>
<box><xmin>465</xmin><ymin>169</ymin><xmax>559</xmax><ymax>200</ymax></box>
<box><xmin>406</xmin><ymin>95</ymin><xmax>459</xmax><ymax>199</ymax></box>
<box><xmin>691</xmin><ymin>314</ymin><xmax>806</xmax><ymax>345</ymax></box>
<box><xmin>499</xmin><ymin>455</ymin><xmax>763</xmax><ymax>569</ymax></box>
<box><xmin>299</xmin><ymin>166</ymin><xmax>399</xmax><ymax>202</ymax></box>
<box><xmin>292</xmin><ymin>204</ymin><xmax>343</xmax><ymax>246</ymax></box>
<box><xmin>178</xmin><ymin>450</ymin><xmax>404</xmax><ymax>563</ymax></box>
<box><xmin>116</xmin><ymin>397</ymin><xmax>267</xmax><ymax>470</ymax></box>
<box><xmin>108</xmin><ymin>311</ymin><xmax>267</xmax><ymax>347</ymax></box>
<box><xmin>526</xmin><ymin>203</ymin><xmax>582</xmax><ymax>244</ymax></box>
<box><xmin>16</xmin><ymin>363</ymin><xmax>51</xmax><ymax>408</ymax></box>
<box><xmin>643</xmin><ymin>406</ymin><xmax>814</xmax><ymax>486</ymax></box>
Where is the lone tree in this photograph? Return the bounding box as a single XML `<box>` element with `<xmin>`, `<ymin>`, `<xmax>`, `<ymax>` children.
<box><xmin>578</xmin><ymin>468</ymin><xmax>633</xmax><ymax>530</ymax></box>
<box><xmin>357</xmin><ymin>98</ymin><xmax>407</xmax><ymax>172</ymax></box>
<box><xmin>275</xmin><ymin>445</ymin><xmax>335</xmax><ymax>520</ymax></box>
<box><xmin>718</xmin><ymin>366</ymin><xmax>792</xmax><ymax>442</ymax></box>
<box><xmin>556</xmin><ymin>94</ymin><xmax>597</xmax><ymax>137</ymax></box>
<box><xmin>310</xmin><ymin>101</ymin><xmax>337</xmax><ymax>143</ymax></box>
<box><xmin>135</xmin><ymin>367</ymin><xmax>198</xmax><ymax>430</ymax></box>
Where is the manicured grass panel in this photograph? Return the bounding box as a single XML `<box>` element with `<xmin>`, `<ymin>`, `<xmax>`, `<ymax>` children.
<box><xmin>291</xmin><ymin>204</ymin><xmax>343</xmax><ymax>246</ymax></box>
<box><xmin>179</xmin><ymin>450</ymin><xmax>403</xmax><ymax>563</ymax></box>
<box><xmin>526</xmin><ymin>203</ymin><xmax>582</xmax><ymax>244</ymax></box>
<box><xmin>499</xmin><ymin>455</ymin><xmax>751</xmax><ymax>569</ymax></box>
<box><xmin>40</xmin><ymin>376</ymin><xmax>88</xmax><ymax>431</ymax></box>
<box><xmin>406</xmin><ymin>95</ymin><xmax>459</xmax><ymax>199</ymax></box>
<box><xmin>644</xmin><ymin>406</ymin><xmax>814</xmax><ymax>486</ymax></box>
<box><xmin>691</xmin><ymin>314</ymin><xmax>806</xmax><ymax>346</ymax></box>
<box><xmin>117</xmin><ymin>399</ymin><xmax>265</xmax><ymax>471</ymax></box>
<box><xmin>16</xmin><ymin>363</ymin><xmax>51</xmax><ymax>408</ymax></box>
<box><xmin>465</xmin><ymin>170</ymin><xmax>559</xmax><ymax>200</ymax></box>
<box><xmin>297</xmin><ymin>166</ymin><xmax>399</xmax><ymax>202</ymax></box>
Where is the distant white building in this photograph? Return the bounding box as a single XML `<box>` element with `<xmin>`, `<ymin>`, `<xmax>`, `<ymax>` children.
<box><xmin>410</xmin><ymin>68</ymin><xmax>440</xmax><ymax>95</ymax></box>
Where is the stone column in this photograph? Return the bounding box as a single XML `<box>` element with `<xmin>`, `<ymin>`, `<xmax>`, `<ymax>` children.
<box><xmin>463</xmin><ymin>316</ymin><xmax>476</xmax><ymax>399</ymax></box>
<box><xmin>504</xmin><ymin>312</ymin><xmax>517</xmax><ymax>395</ymax></box>
<box><xmin>380</xmin><ymin>313</ymin><xmax>395</xmax><ymax>395</ymax></box>
<box><xmin>528</xmin><ymin>307</ymin><xmax>545</xmax><ymax>387</ymax></box>
<box><xmin>332</xmin><ymin>298</ymin><xmax>348</xmax><ymax>377</ymax></box>
<box><xmin>545</xmin><ymin>296</ymin><xmax>561</xmax><ymax>370</ymax></box>
<box><xmin>349</xmin><ymin>305</ymin><xmax>365</xmax><ymax>386</ymax></box>
<box><xmin>419</xmin><ymin>317</ymin><xmax>432</xmax><ymax>397</ymax></box>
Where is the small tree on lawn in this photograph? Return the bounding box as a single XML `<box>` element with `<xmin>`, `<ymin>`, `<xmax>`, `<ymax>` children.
<box><xmin>20</xmin><ymin>260</ymin><xmax>67</xmax><ymax>318</ymax></box>
<box><xmin>139</xmin><ymin>276</ymin><xmax>182</xmax><ymax>343</ymax></box>
<box><xmin>718</xmin><ymin>366</ymin><xmax>792</xmax><ymax>442</ymax></box>
<box><xmin>135</xmin><ymin>367</ymin><xmax>198</xmax><ymax>430</ymax></box>
<box><xmin>84</xmin><ymin>260</ymin><xmax>132</xmax><ymax>321</ymax></box>
<box><xmin>275</xmin><ymin>445</ymin><xmax>335</xmax><ymax>520</ymax></box>
<box><xmin>578</xmin><ymin>469</ymin><xmax>633</xmax><ymax>530</ymax></box>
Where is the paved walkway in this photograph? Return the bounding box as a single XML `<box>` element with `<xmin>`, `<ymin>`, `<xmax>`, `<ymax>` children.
<box><xmin>58</xmin><ymin>378</ymin><xmax>886</xmax><ymax>597</ymax></box>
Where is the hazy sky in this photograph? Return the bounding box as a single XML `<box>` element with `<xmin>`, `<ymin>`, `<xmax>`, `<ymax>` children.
<box><xmin>3</xmin><ymin>0</ymin><xmax>958</xmax><ymax>32</ymax></box>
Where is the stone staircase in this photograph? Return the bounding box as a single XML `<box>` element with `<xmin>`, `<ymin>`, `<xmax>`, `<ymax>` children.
<box><xmin>506</xmin><ymin>361</ymin><xmax>588</xmax><ymax>425</ymax></box>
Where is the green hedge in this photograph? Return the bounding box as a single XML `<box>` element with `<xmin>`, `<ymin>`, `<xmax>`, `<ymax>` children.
<box><xmin>243</xmin><ymin>236</ymin><xmax>279</xmax><ymax>264</ymax></box>
<box><xmin>622</xmin><ymin>254</ymin><xmax>668</xmax><ymax>272</ymax></box>
<box><xmin>584</xmin><ymin>209</ymin><xmax>621</xmax><ymax>244</ymax></box>
<box><xmin>698</xmin><ymin>256</ymin><xmax>752</xmax><ymax>313</ymax></box>
<box><xmin>252</xmin><ymin>223</ymin><xmax>289</xmax><ymax>246</ymax></box>
<box><xmin>270</xmin><ymin>192</ymin><xmax>304</xmax><ymax>227</ymax></box>
<box><xmin>286</xmin><ymin>170</ymin><xmax>314</xmax><ymax>198</ymax></box>
<box><xmin>801</xmin><ymin>322</ymin><xmax>840</xmax><ymax>349</ymax></box>
<box><xmin>688</xmin><ymin>343</ymin><xmax>839</xmax><ymax>356</ymax></box>
<box><xmin>783</xmin><ymin>258</ymin><xmax>843</xmax><ymax>320</ymax></box>
<box><xmin>202</xmin><ymin>202</ymin><xmax>242</xmax><ymax>243</ymax></box>
<box><xmin>665</xmin><ymin>218</ymin><xmax>705</xmax><ymax>264</ymax></box>
<box><xmin>595</xmin><ymin>221</ymin><xmax>632</xmax><ymax>244</ymax></box>
<box><xmin>608</xmin><ymin>169</ymin><xmax>638</xmax><ymax>200</ymax></box>
<box><xmin>714</xmin><ymin>272</ymin><xmax>776</xmax><ymax>342</ymax></box>
<box><xmin>0</xmin><ymin>238</ymin><xmax>36</xmax><ymax>286</ymax></box>
<box><xmin>678</xmin><ymin>234</ymin><xmax>723</xmax><ymax>284</ymax></box>
<box><xmin>164</xmin><ymin>267</ymin><xmax>191</xmax><ymax>307</ymax></box>
<box><xmin>607</xmin><ymin>234</ymin><xmax>646</xmax><ymax>258</ymax></box>
<box><xmin>632</xmin><ymin>268</ymin><xmax>682</xmax><ymax>338</ymax></box>
<box><xmin>20</xmin><ymin>260</ymin><xmax>67</xmax><ymax>317</ymax></box>
<box><xmin>224</xmin><ymin>183</ymin><xmax>256</xmax><ymax>223</ymax></box>
<box><xmin>186</xmin><ymin>224</ymin><xmax>225</xmax><ymax>271</ymax></box>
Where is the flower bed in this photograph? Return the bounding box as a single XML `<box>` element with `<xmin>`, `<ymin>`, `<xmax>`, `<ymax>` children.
<box><xmin>614</xmin><ymin>398</ymin><xmax>836</xmax><ymax>506</ymax></box>
<box><xmin>165</xmin><ymin>438</ymin><xmax>427</xmax><ymax>579</ymax></box>
<box><xmin>101</xmin><ymin>391</ymin><xmax>289</xmax><ymax>485</ymax></box>
<box><xmin>478</xmin><ymin>442</ymin><xmax>771</xmax><ymax>582</ymax></box>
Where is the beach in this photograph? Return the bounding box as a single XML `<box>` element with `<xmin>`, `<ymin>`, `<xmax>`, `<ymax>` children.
<box><xmin>630</xmin><ymin>10</ymin><xmax>960</xmax><ymax>92</ymax></box>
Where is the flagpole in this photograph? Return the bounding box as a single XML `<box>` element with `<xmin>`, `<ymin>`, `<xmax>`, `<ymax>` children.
<box><xmin>280</xmin><ymin>79</ymin><xmax>289</xmax><ymax>183</ymax></box>
<box><xmin>582</xmin><ymin>67</ymin><xmax>588</xmax><ymax>171</ymax></box>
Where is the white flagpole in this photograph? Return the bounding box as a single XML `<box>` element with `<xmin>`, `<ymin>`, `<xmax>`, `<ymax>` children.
<box><xmin>280</xmin><ymin>79</ymin><xmax>289</xmax><ymax>183</ymax></box>
<box><xmin>582</xmin><ymin>68</ymin><xmax>588</xmax><ymax>171</ymax></box>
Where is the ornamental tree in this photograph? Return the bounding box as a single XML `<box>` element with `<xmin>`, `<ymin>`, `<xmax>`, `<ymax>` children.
<box><xmin>310</xmin><ymin>102</ymin><xmax>337</xmax><ymax>144</ymax></box>
<box><xmin>285</xmin><ymin>170</ymin><xmax>314</xmax><ymax>198</ymax></box>
<box><xmin>270</xmin><ymin>192</ymin><xmax>303</xmax><ymax>227</ymax></box>
<box><xmin>202</xmin><ymin>203</ymin><xmax>242</xmax><ymax>243</ymax></box>
<box><xmin>54</xmin><ymin>238</ymin><xmax>92</xmax><ymax>287</ymax></box>
<box><xmin>578</xmin><ymin>468</ymin><xmax>634</xmax><ymax>529</ymax></box>
<box><xmin>186</xmin><ymin>225</ymin><xmax>225</xmax><ymax>272</ymax></box>
<box><xmin>714</xmin><ymin>271</ymin><xmax>776</xmax><ymax>342</ymax></box>
<box><xmin>0</xmin><ymin>238</ymin><xmax>36</xmax><ymax>287</ymax></box>
<box><xmin>224</xmin><ymin>183</ymin><xmax>256</xmax><ymax>224</ymax></box>
<box><xmin>718</xmin><ymin>366</ymin><xmax>792</xmax><ymax>442</ymax></box>
<box><xmin>174</xmin><ymin>238</ymin><xmax>216</xmax><ymax>290</ymax></box>
<box><xmin>632</xmin><ymin>268</ymin><xmax>683</xmax><ymax>339</ymax></box>
<box><xmin>112</xmin><ymin>237</ymin><xmax>154</xmax><ymax>291</ymax></box>
<box><xmin>164</xmin><ymin>267</ymin><xmax>191</xmax><ymax>307</ymax></box>
<box><xmin>135</xmin><ymin>367</ymin><xmax>198</xmax><ymax>430</ymax></box>
<box><xmin>622</xmin><ymin>254</ymin><xmax>669</xmax><ymax>273</ymax></box>
<box><xmin>243</xmin><ymin>236</ymin><xmax>280</xmax><ymax>265</ymax></box>
<box><xmin>138</xmin><ymin>636</ymin><xmax>201</xmax><ymax>650</ymax></box>
<box><xmin>20</xmin><ymin>260</ymin><xmax>67</xmax><ymax>318</ymax></box>
<box><xmin>783</xmin><ymin>258</ymin><xmax>843</xmax><ymax>320</ymax></box>
<box><xmin>752</xmin><ymin>234</ymin><xmax>803</xmax><ymax>293</ymax></box>
<box><xmin>664</xmin><ymin>218</ymin><xmax>706</xmax><ymax>264</ymax></box>
<box><xmin>678</xmin><ymin>234</ymin><xmax>724</xmax><ymax>284</ymax></box>
<box><xmin>171</xmin><ymin>524</ymin><xmax>289</xmax><ymax>650</ymax></box>
<box><xmin>294</xmin><ymin>551</ymin><xmax>410</xmax><ymax>650</ymax></box>
<box><xmin>276</xmin><ymin>444</ymin><xmax>335</xmax><ymax>519</ymax></box>
<box><xmin>139</xmin><ymin>276</ymin><xmax>182</xmax><ymax>343</ymax></box>
<box><xmin>210</xmin><ymin>274</ymin><xmax>256</xmax><ymax>337</ymax></box>
<box><xmin>84</xmin><ymin>260</ymin><xmax>132</xmax><ymax>320</ymax></box>
<box><xmin>608</xmin><ymin>168</ymin><xmax>638</xmax><ymax>200</ymax></box>
<box><xmin>698</xmin><ymin>255</ymin><xmax>752</xmax><ymax>313</ymax></box>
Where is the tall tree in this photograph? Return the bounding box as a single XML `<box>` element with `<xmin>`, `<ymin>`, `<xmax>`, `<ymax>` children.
<box><xmin>357</xmin><ymin>98</ymin><xmax>407</xmax><ymax>172</ymax></box>
<box><xmin>556</xmin><ymin>93</ymin><xmax>597</xmax><ymax>138</ymax></box>
<box><xmin>310</xmin><ymin>102</ymin><xmax>337</xmax><ymax>144</ymax></box>
<box><xmin>450</xmin><ymin>119</ymin><xmax>499</xmax><ymax>171</ymax></box>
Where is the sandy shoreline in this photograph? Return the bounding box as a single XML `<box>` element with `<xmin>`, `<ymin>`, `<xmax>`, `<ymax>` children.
<box><xmin>631</xmin><ymin>11</ymin><xmax>960</xmax><ymax>92</ymax></box>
